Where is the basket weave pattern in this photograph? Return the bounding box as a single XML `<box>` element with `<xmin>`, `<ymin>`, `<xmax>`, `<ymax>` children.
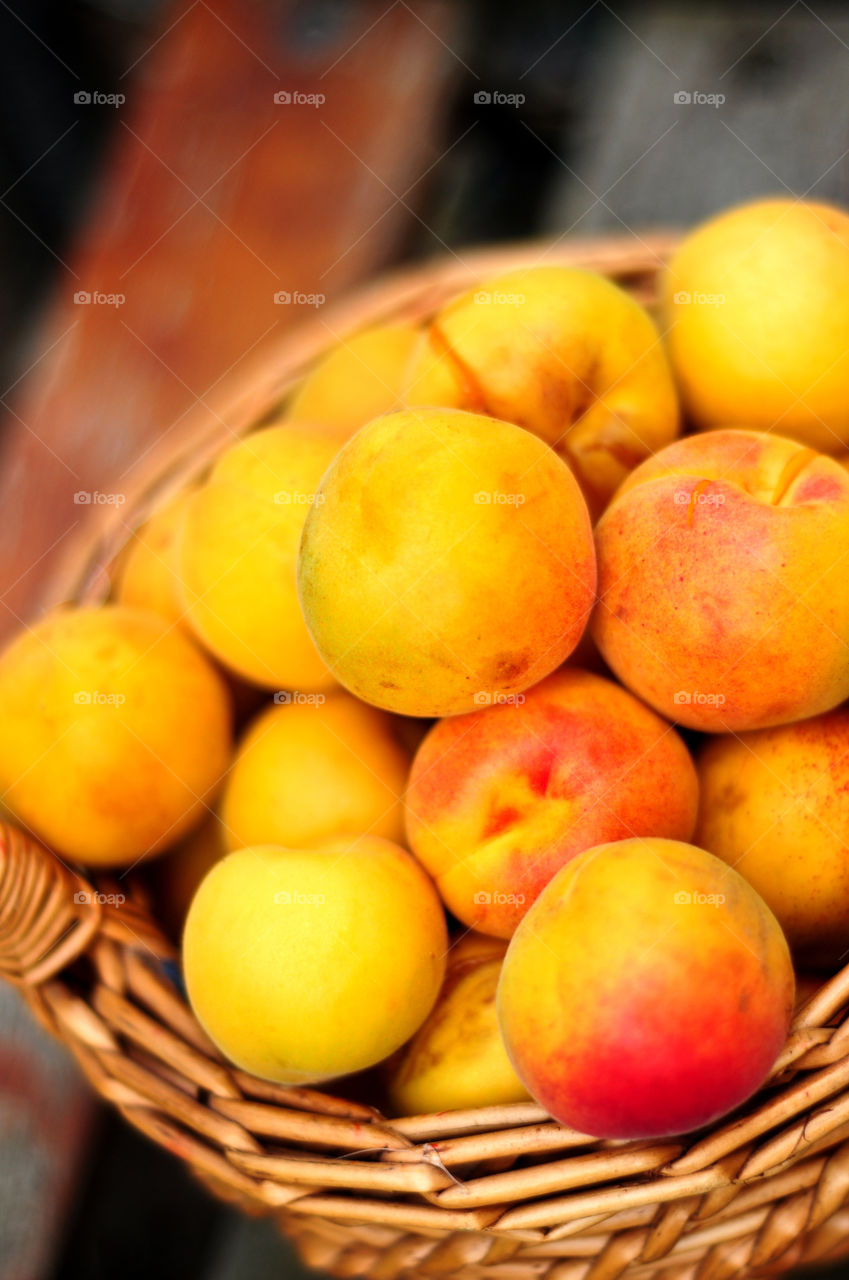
<box><xmin>4</xmin><ymin>236</ymin><xmax>849</xmax><ymax>1280</ymax></box>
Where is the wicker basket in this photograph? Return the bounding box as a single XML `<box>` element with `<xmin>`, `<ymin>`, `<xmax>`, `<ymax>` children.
<box><xmin>3</xmin><ymin>233</ymin><xmax>849</xmax><ymax>1280</ymax></box>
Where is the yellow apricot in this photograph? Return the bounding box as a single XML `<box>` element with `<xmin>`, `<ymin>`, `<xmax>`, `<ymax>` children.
<box><xmin>177</xmin><ymin>422</ymin><xmax>343</xmax><ymax>690</ymax></box>
<box><xmin>297</xmin><ymin>408</ymin><xmax>596</xmax><ymax>717</ymax></box>
<box><xmin>405</xmin><ymin>266</ymin><xmax>679</xmax><ymax>513</ymax></box>
<box><xmin>695</xmin><ymin>708</ymin><xmax>849</xmax><ymax>970</ymax></box>
<box><xmin>220</xmin><ymin>690</ymin><xmax>409</xmax><ymax>851</ymax></box>
<box><xmin>663</xmin><ymin>198</ymin><xmax>849</xmax><ymax>452</ymax></box>
<box><xmin>388</xmin><ymin>933</ymin><xmax>529</xmax><ymax>1114</ymax></box>
<box><xmin>183</xmin><ymin>838</ymin><xmax>447</xmax><ymax>1083</ymax></box>
<box><xmin>287</xmin><ymin>323</ymin><xmax>420</xmax><ymax>435</ymax></box>
<box><xmin>113</xmin><ymin>490</ymin><xmax>193</xmax><ymax>626</ymax></box>
<box><xmin>0</xmin><ymin>605</ymin><xmax>232</xmax><ymax>865</ymax></box>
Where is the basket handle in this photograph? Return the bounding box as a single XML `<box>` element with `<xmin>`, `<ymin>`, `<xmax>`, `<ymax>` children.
<box><xmin>0</xmin><ymin>822</ymin><xmax>102</xmax><ymax>987</ymax></box>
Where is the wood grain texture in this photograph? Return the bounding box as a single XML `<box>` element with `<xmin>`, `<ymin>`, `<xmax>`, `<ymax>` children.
<box><xmin>0</xmin><ymin>0</ymin><xmax>461</xmax><ymax>641</ymax></box>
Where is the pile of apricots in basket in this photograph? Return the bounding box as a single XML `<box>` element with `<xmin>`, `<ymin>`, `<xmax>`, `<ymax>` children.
<box><xmin>5</xmin><ymin>195</ymin><xmax>849</xmax><ymax>1141</ymax></box>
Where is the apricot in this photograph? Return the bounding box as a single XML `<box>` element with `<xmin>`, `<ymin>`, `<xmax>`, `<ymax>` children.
<box><xmin>114</xmin><ymin>490</ymin><xmax>192</xmax><ymax>626</ymax></box>
<box><xmin>287</xmin><ymin>323</ymin><xmax>420</xmax><ymax>434</ymax></box>
<box><xmin>695</xmin><ymin>709</ymin><xmax>849</xmax><ymax>969</ymax></box>
<box><xmin>0</xmin><ymin>605</ymin><xmax>232</xmax><ymax>864</ymax></box>
<box><xmin>404</xmin><ymin>266</ymin><xmax>679</xmax><ymax>513</ymax></box>
<box><xmin>663</xmin><ymin>198</ymin><xmax>849</xmax><ymax>452</ymax></box>
<box><xmin>183</xmin><ymin>837</ymin><xmax>447</xmax><ymax>1083</ymax></box>
<box><xmin>221</xmin><ymin>690</ymin><xmax>409</xmax><ymax>851</ymax></box>
<box><xmin>387</xmin><ymin>933</ymin><xmax>529</xmax><ymax>1115</ymax></box>
<box><xmin>405</xmin><ymin>668</ymin><xmax>698</xmax><ymax>937</ymax></box>
<box><xmin>177</xmin><ymin>422</ymin><xmax>343</xmax><ymax>690</ymax></box>
<box><xmin>497</xmin><ymin>838</ymin><xmax>794</xmax><ymax>1139</ymax></box>
<box><xmin>297</xmin><ymin>408</ymin><xmax>596</xmax><ymax>717</ymax></box>
<box><xmin>592</xmin><ymin>429</ymin><xmax>849</xmax><ymax>731</ymax></box>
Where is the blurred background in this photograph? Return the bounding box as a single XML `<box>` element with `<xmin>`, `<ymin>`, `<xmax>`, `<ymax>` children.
<box><xmin>1</xmin><ymin>1</ymin><xmax>848</xmax><ymax>1277</ymax></box>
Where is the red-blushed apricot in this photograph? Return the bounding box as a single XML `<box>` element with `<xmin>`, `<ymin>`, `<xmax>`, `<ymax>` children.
<box><xmin>695</xmin><ymin>709</ymin><xmax>849</xmax><ymax>970</ymax></box>
<box><xmin>592</xmin><ymin>429</ymin><xmax>849</xmax><ymax>732</ymax></box>
<box><xmin>497</xmin><ymin>838</ymin><xmax>794</xmax><ymax>1139</ymax></box>
<box><xmin>297</xmin><ymin>408</ymin><xmax>597</xmax><ymax>717</ymax></box>
<box><xmin>405</xmin><ymin>668</ymin><xmax>698</xmax><ymax>936</ymax></box>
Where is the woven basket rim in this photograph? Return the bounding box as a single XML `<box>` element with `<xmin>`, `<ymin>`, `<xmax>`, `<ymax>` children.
<box><xmin>42</xmin><ymin>230</ymin><xmax>678</xmax><ymax>613</ymax></box>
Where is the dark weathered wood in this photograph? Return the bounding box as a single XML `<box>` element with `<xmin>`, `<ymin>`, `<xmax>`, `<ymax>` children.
<box><xmin>0</xmin><ymin>0</ymin><xmax>461</xmax><ymax>641</ymax></box>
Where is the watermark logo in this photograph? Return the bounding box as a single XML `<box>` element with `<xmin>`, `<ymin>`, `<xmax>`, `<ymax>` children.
<box><xmin>273</xmin><ymin>290</ymin><xmax>325</xmax><ymax>307</ymax></box>
<box><xmin>273</xmin><ymin>691</ymin><xmax>327</xmax><ymax>706</ymax></box>
<box><xmin>474</xmin><ymin>491</ymin><xmax>526</xmax><ymax>506</ymax></box>
<box><xmin>74</xmin><ymin>691</ymin><xmax>126</xmax><ymax>707</ymax></box>
<box><xmin>674</xmin><ymin>489</ymin><xmax>725</xmax><ymax>507</ymax></box>
<box><xmin>674</xmin><ymin>890</ymin><xmax>726</xmax><ymax>907</ymax></box>
<box><xmin>73</xmin><ymin>291</ymin><xmax>125</xmax><ymax>307</ymax></box>
<box><xmin>274</xmin><ymin>890</ymin><xmax>325</xmax><ymax>905</ymax></box>
<box><xmin>474</xmin><ymin>90</ymin><xmax>525</xmax><ymax>107</ymax></box>
<box><xmin>74</xmin><ymin>90</ymin><xmax>125</xmax><ymax>107</ymax></box>
<box><xmin>672</xmin><ymin>290</ymin><xmax>725</xmax><ymax>307</ymax></box>
<box><xmin>74</xmin><ymin>490</ymin><xmax>125</xmax><ymax>505</ymax></box>
<box><xmin>473</xmin><ymin>890</ymin><xmax>526</xmax><ymax>906</ymax></box>
<box><xmin>273</xmin><ymin>89</ymin><xmax>325</xmax><ymax>107</ymax></box>
<box><xmin>673</xmin><ymin>90</ymin><xmax>725</xmax><ymax>108</ymax></box>
<box><xmin>674</xmin><ymin>691</ymin><xmax>726</xmax><ymax>707</ymax></box>
<box><xmin>473</xmin><ymin>691</ymin><xmax>526</xmax><ymax>707</ymax></box>
<box><xmin>273</xmin><ymin>490</ymin><xmax>324</xmax><ymax>505</ymax></box>
<box><xmin>74</xmin><ymin>890</ymin><xmax>126</xmax><ymax>906</ymax></box>
<box><xmin>473</xmin><ymin>290</ymin><xmax>526</xmax><ymax>306</ymax></box>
